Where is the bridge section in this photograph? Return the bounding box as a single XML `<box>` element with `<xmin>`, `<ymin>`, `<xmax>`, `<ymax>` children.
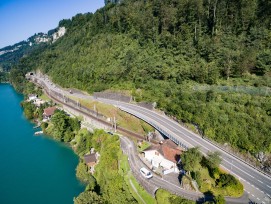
<box><xmin>119</xmin><ymin>106</ymin><xmax>191</xmax><ymax>150</ymax></box>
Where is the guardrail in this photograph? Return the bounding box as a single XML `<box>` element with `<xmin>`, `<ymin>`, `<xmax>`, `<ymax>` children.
<box><xmin>203</xmin><ymin>136</ymin><xmax>271</xmax><ymax>178</ymax></box>
<box><xmin>32</xmin><ymin>76</ymin><xmax>271</xmax><ymax>178</ymax></box>
<box><xmin>32</xmin><ymin>76</ymin><xmax>149</xmax><ymax>142</ymax></box>
<box><xmin>119</xmin><ymin>107</ymin><xmax>190</xmax><ymax>150</ymax></box>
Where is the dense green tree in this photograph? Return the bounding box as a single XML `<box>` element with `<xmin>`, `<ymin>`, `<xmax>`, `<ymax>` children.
<box><xmin>74</xmin><ymin>191</ymin><xmax>105</xmax><ymax>204</ymax></box>
<box><xmin>207</xmin><ymin>151</ymin><xmax>222</xmax><ymax>169</ymax></box>
<box><xmin>181</xmin><ymin>147</ymin><xmax>202</xmax><ymax>173</ymax></box>
<box><xmin>214</xmin><ymin>195</ymin><xmax>225</xmax><ymax>204</ymax></box>
<box><xmin>6</xmin><ymin>0</ymin><xmax>271</xmax><ymax>163</ymax></box>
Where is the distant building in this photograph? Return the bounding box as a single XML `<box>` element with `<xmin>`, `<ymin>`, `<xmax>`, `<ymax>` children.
<box><xmin>43</xmin><ymin>107</ymin><xmax>57</xmax><ymax>120</ymax></box>
<box><xmin>28</xmin><ymin>94</ymin><xmax>38</xmax><ymax>101</ymax></box>
<box><xmin>33</xmin><ymin>98</ymin><xmax>45</xmax><ymax>107</ymax></box>
<box><xmin>84</xmin><ymin>148</ymin><xmax>100</xmax><ymax>174</ymax></box>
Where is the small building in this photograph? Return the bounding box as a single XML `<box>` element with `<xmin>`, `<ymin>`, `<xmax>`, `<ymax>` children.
<box><xmin>43</xmin><ymin>107</ymin><xmax>57</xmax><ymax>120</ymax></box>
<box><xmin>33</xmin><ymin>98</ymin><xmax>45</xmax><ymax>107</ymax></box>
<box><xmin>28</xmin><ymin>94</ymin><xmax>38</xmax><ymax>101</ymax></box>
<box><xmin>143</xmin><ymin>139</ymin><xmax>182</xmax><ymax>174</ymax></box>
<box><xmin>84</xmin><ymin>149</ymin><xmax>100</xmax><ymax>174</ymax></box>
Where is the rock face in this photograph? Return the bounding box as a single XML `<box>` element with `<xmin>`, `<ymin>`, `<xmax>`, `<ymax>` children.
<box><xmin>52</xmin><ymin>27</ymin><xmax>66</xmax><ymax>43</ymax></box>
<box><xmin>0</xmin><ymin>26</ymin><xmax>66</xmax><ymax>71</ymax></box>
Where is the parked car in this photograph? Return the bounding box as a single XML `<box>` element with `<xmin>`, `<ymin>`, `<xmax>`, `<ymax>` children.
<box><xmin>140</xmin><ymin>167</ymin><xmax>153</xmax><ymax>179</ymax></box>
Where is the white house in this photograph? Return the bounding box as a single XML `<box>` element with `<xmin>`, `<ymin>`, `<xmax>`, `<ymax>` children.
<box><xmin>28</xmin><ymin>94</ymin><xmax>38</xmax><ymax>101</ymax></box>
<box><xmin>143</xmin><ymin>140</ymin><xmax>182</xmax><ymax>174</ymax></box>
<box><xmin>33</xmin><ymin>98</ymin><xmax>45</xmax><ymax>107</ymax></box>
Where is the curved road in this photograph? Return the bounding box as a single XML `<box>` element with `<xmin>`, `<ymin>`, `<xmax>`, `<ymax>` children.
<box><xmin>100</xmin><ymin>98</ymin><xmax>271</xmax><ymax>204</ymax></box>
<box><xmin>32</xmin><ymin>74</ymin><xmax>271</xmax><ymax>204</ymax></box>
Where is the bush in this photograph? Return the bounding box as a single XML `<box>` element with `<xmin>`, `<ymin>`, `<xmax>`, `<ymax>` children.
<box><xmin>74</xmin><ymin>191</ymin><xmax>104</xmax><ymax>204</ymax></box>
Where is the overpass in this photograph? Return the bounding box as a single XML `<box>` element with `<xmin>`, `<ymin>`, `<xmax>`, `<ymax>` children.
<box><xmin>97</xmin><ymin>98</ymin><xmax>271</xmax><ymax>204</ymax></box>
<box><xmin>30</xmin><ymin>73</ymin><xmax>271</xmax><ymax>204</ymax></box>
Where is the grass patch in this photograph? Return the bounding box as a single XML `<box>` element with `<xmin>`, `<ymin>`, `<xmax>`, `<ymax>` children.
<box><xmin>155</xmin><ymin>189</ymin><xmax>195</xmax><ymax>204</ymax></box>
<box><xmin>138</xmin><ymin>141</ymin><xmax>151</xmax><ymax>152</ymax></box>
<box><xmin>198</xmin><ymin>168</ymin><xmax>215</xmax><ymax>193</ymax></box>
<box><xmin>67</xmin><ymin>95</ymin><xmax>154</xmax><ymax>135</ymax></box>
<box><xmin>39</xmin><ymin>93</ymin><xmax>50</xmax><ymax>101</ymax></box>
<box><xmin>196</xmin><ymin>167</ymin><xmax>243</xmax><ymax>197</ymax></box>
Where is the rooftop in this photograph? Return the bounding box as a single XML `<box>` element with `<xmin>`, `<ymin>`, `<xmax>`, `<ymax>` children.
<box><xmin>43</xmin><ymin>107</ymin><xmax>57</xmax><ymax>117</ymax></box>
<box><xmin>144</xmin><ymin>139</ymin><xmax>182</xmax><ymax>163</ymax></box>
<box><xmin>84</xmin><ymin>153</ymin><xmax>97</xmax><ymax>164</ymax></box>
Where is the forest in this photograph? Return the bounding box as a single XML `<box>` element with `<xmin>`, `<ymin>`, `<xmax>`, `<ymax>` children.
<box><xmin>9</xmin><ymin>0</ymin><xmax>271</xmax><ymax>169</ymax></box>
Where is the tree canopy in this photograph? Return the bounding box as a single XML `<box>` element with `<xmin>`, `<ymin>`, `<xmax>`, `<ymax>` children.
<box><xmin>8</xmin><ymin>0</ymin><xmax>271</xmax><ymax>163</ymax></box>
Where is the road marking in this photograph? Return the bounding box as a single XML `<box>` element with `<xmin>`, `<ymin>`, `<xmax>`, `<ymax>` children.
<box><xmin>267</xmin><ymin>185</ymin><xmax>271</xmax><ymax>189</ymax></box>
<box><xmin>258</xmin><ymin>179</ymin><xmax>263</xmax><ymax>183</ymax></box>
<box><xmin>37</xmin><ymin>75</ymin><xmax>271</xmax><ymax>199</ymax></box>
<box><xmin>252</xmin><ymin>194</ymin><xmax>255</xmax><ymax>197</ymax></box>
<box><xmin>257</xmin><ymin>197</ymin><xmax>260</xmax><ymax>200</ymax></box>
<box><xmin>262</xmin><ymin>201</ymin><xmax>265</xmax><ymax>204</ymax></box>
<box><xmin>224</xmin><ymin>159</ymin><xmax>255</xmax><ymax>178</ymax></box>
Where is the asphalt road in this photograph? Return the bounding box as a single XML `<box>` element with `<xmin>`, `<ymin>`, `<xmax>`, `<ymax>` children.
<box><xmin>32</xmin><ymin>74</ymin><xmax>270</xmax><ymax>203</ymax></box>
<box><xmin>120</xmin><ymin>136</ymin><xmax>204</xmax><ymax>202</ymax></box>
<box><xmin>99</xmin><ymin>98</ymin><xmax>271</xmax><ymax>204</ymax></box>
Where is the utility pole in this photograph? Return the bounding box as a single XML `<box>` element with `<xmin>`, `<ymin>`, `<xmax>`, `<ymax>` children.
<box><xmin>114</xmin><ymin>115</ymin><xmax>116</xmax><ymax>132</ymax></box>
<box><xmin>94</xmin><ymin>104</ymin><xmax>97</xmax><ymax>117</ymax></box>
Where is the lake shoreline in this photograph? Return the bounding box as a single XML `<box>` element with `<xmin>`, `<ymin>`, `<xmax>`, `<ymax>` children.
<box><xmin>0</xmin><ymin>84</ymin><xmax>84</xmax><ymax>204</ymax></box>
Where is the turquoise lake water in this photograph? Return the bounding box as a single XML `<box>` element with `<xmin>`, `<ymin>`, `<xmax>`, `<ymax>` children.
<box><xmin>0</xmin><ymin>84</ymin><xmax>84</xmax><ymax>204</ymax></box>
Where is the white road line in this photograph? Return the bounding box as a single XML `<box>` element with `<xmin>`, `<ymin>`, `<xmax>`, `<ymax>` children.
<box><xmin>252</xmin><ymin>194</ymin><xmax>255</xmax><ymax>197</ymax></box>
<box><xmin>122</xmin><ymin>104</ymin><xmax>262</xmax><ymax>182</ymax></box>
<box><xmin>257</xmin><ymin>197</ymin><xmax>260</xmax><ymax>200</ymax></box>
<box><xmin>267</xmin><ymin>185</ymin><xmax>271</xmax><ymax>189</ymax></box>
<box><xmin>258</xmin><ymin>179</ymin><xmax>263</xmax><ymax>183</ymax></box>
<box><xmin>224</xmin><ymin>159</ymin><xmax>255</xmax><ymax>178</ymax></box>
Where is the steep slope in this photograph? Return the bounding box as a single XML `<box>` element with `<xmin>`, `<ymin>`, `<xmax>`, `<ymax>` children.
<box><xmin>10</xmin><ymin>0</ymin><xmax>271</xmax><ymax>168</ymax></box>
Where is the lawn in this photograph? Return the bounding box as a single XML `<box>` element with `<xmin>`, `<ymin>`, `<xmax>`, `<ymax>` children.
<box><xmin>39</xmin><ymin>93</ymin><xmax>50</xmax><ymax>101</ymax></box>
<box><xmin>67</xmin><ymin>95</ymin><xmax>154</xmax><ymax>135</ymax></box>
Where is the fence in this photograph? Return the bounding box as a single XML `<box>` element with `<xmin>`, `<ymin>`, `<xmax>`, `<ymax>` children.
<box><xmin>93</xmin><ymin>91</ymin><xmax>132</xmax><ymax>103</ymax></box>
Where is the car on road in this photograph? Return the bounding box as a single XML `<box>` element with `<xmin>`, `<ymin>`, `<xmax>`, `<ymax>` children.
<box><xmin>140</xmin><ymin>167</ymin><xmax>153</xmax><ymax>179</ymax></box>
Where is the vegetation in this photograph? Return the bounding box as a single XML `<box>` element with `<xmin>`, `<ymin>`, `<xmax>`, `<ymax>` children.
<box><xmin>155</xmin><ymin>189</ymin><xmax>194</xmax><ymax>204</ymax></box>
<box><xmin>8</xmin><ymin>1</ymin><xmax>270</xmax><ymax>167</ymax></box>
<box><xmin>20</xmin><ymin>82</ymin><xmax>50</xmax><ymax>120</ymax></box>
<box><xmin>0</xmin><ymin>71</ymin><xmax>9</xmax><ymax>82</ymax></box>
<box><xmin>181</xmin><ymin>148</ymin><xmax>243</xmax><ymax>197</ymax></box>
<box><xmin>45</xmin><ymin>110</ymin><xmax>80</xmax><ymax>142</ymax></box>
<box><xmin>119</xmin><ymin>154</ymin><xmax>156</xmax><ymax>204</ymax></box>
<box><xmin>67</xmin><ymin>95</ymin><xmax>154</xmax><ymax>135</ymax></box>
<box><xmin>74</xmin><ymin>191</ymin><xmax>105</xmax><ymax>204</ymax></box>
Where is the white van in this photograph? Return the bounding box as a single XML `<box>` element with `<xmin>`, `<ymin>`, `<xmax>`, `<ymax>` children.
<box><xmin>140</xmin><ymin>167</ymin><xmax>153</xmax><ymax>179</ymax></box>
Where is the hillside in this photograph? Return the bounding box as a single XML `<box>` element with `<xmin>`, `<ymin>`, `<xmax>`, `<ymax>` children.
<box><xmin>0</xmin><ymin>26</ymin><xmax>67</xmax><ymax>72</ymax></box>
<box><xmin>9</xmin><ymin>0</ymin><xmax>271</xmax><ymax>170</ymax></box>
